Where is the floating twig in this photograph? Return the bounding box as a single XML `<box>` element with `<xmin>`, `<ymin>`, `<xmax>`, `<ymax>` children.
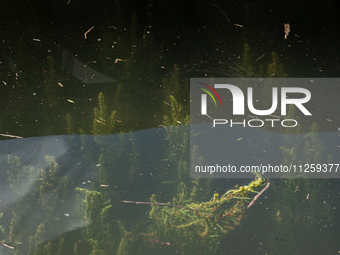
<box><xmin>255</xmin><ymin>53</ymin><xmax>265</xmax><ymax>62</ymax></box>
<box><xmin>284</xmin><ymin>23</ymin><xmax>290</xmax><ymax>39</ymax></box>
<box><xmin>149</xmin><ymin>239</ymin><xmax>172</xmax><ymax>246</ymax></box>
<box><xmin>212</xmin><ymin>4</ymin><xmax>231</xmax><ymax>23</ymax></box>
<box><xmin>207</xmin><ymin>114</ymin><xmax>213</xmax><ymax>120</ymax></box>
<box><xmin>0</xmin><ymin>133</ymin><xmax>23</xmax><ymax>139</ymax></box>
<box><xmin>234</xmin><ymin>24</ymin><xmax>243</xmax><ymax>28</ymax></box>
<box><xmin>122</xmin><ymin>200</ymin><xmax>199</xmax><ymax>211</ymax></box>
<box><xmin>157</xmin><ymin>124</ymin><xmax>166</xmax><ymax>132</ymax></box>
<box><xmin>266</xmin><ymin>114</ymin><xmax>281</xmax><ymax>119</ymax></box>
<box><xmin>86</xmin><ymin>60</ymin><xmax>97</xmax><ymax>66</ymax></box>
<box><xmin>84</xmin><ymin>26</ymin><xmax>95</xmax><ymax>39</ymax></box>
<box><xmin>114</xmin><ymin>58</ymin><xmax>125</xmax><ymax>64</ymax></box>
<box><xmin>279</xmin><ymin>15</ymin><xmax>290</xmax><ymax>39</ymax></box>
<box><xmin>1</xmin><ymin>243</ymin><xmax>16</xmax><ymax>250</ymax></box>
<box><xmin>163</xmin><ymin>100</ymin><xmax>172</xmax><ymax>106</ymax></box>
<box><xmin>247</xmin><ymin>181</ymin><xmax>270</xmax><ymax>209</ymax></box>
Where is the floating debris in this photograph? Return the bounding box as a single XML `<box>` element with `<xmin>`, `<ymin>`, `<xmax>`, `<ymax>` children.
<box><xmin>161</xmin><ymin>181</ymin><xmax>176</xmax><ymax>185</ymax></box>
<box><xmin>1</xmin><ymin>243</ymin><xmax>16</xmax><ymax>250</ymax></box>
<box><xmin>67</xmin><ymin>99</ymin><xmax>75</xmax><ymax>104</ymax></box>
<box><xmin>58</xmin><ymin>82</ymin><xmax>63</xmax><ymax>87</ymax></box>
<box><xmin>96</xmin><ymin>119</ymin><xmax>107</xmax><ymax>125</ymax></box>
<box><xmin>157</xmin><ymin>124</ymin><xmax>166</xmax><ymax>132</ymax></box>
<box><xmin>267</xmin><ymin>114</ymin><xmax>281</xmax><ymax>118</ymax></box>
<box><xmin>33</xmin><ymin>38</ymin><xmax>41</xmax><ymax>42</ymax></box>
<box><xmin>276</xmin><ymin>210</ymin><xmax>282</xmax><ymax>222</ymax></box>
<box><xmin>86</xmin><ymin>60</ymin><xmax>97</xmax><ymax>66</ymax></box>
<box><xmin>280</xmin><ymin>15</ymin><xmax>290</xmax><ymax>39</ymax></box>
<box><xmin>212</xmin><ymin>3</ymin><xmax>230</xmax><ymax>23</ymax></box>
<box><xmin>104</xmin><ymin>199</ymin><xmax>111</xmax><ymax>204</ymax></box>
<box><xmin>0</xmin><ymin>133</ymin><xmax>23</xmax><ymax>139</ymax></box>
<box><xmin>255</xmin><ymin>53</ymin><xmax>265</xmax><ymax>62</ymax></box>
<box><xmin>163</xmin><ymin>100</ymin><xmax>171</xmax><ymax>106</ymax></box>
<box><xmin>114</xmin><ymin>58</ymin><xmax>125</xmax><ymax>64</ymax></box>
<box><xmin>84</xmin><ymin>26</ymin><xmax>95</xmax><ymax>39</ymax></box>
<box><xmin>148</xmin><ymin>239</ymin><xmax>172</xmax><ymax>247</ymax></box>
<box><xmin>122</xmin><ymin>200</ymin><xmax>199</xmax><ymax>211</ymax></box>
<box><xmin>100</xmin><ymin>184</ymin><xmax>109</xmax><ymax>188</ymax></box>
<box><xmin>247</xmin><ymin>181</ymin><xmax>270</xmax><ymax>209</ymax></box>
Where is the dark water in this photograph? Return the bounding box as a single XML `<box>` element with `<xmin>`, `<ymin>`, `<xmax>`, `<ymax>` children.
<box><xmin>0</xmin><ymin>1</ymin><xmax>339</xmax><ymax>254</ymax></box>
<box><xmin>0</xmin><ymin>128</ymin><xmax>339</xmax><ymax>254</ymax></box>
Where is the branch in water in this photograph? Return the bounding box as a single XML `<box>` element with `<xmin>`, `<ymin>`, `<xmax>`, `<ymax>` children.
<box><xmin>122</xmin><ymin>200</ymin><xmax>199</xmax><ymax>211</ymax></box>
<box><xmin>247</xmin><ymin>181</ymin><xmax>270</xmax><ymax>209</ymax></box>
<box><xmin>212</xmin><ymin>4</ymin><xmax>231</xmax><ymax>23</ymax></box>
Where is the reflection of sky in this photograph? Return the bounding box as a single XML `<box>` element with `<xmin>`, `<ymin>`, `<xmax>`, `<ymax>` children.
<box><xmin>0</xmin><ymin>129</ymin><xmax>166</xmax><ymax>246</ymax></box>
<box><xmin>0</xmin><ymin>136</ymin><xmax>71</xmax><ymax>172</ymax></box>
<box><xmin>1</xmin><ymin>127</ymin><xmax>339</xmax><ymax>198</ymax></box>
<box><xmin>0</xmin><ymin>126</ymin><xmax>339</xmax><ymax>248</ymax></box>
<box><xmin>0</xmin><ymin>129</ymin><xmax>165</xmax><ymax>201</ymax></box>
<box><xmin>190</xmin><ymin>123</ymin><xmax>340</xmax><ymax>178</ymax></box>
<box><xmin>0</xmin><ymin>136</ymin><xmax>71</xmax><ymax>206</ymax></box>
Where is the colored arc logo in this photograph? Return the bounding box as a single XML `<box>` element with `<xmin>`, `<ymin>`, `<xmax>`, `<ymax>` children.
<box><xmin>196</xmin><ymin>82</ymin><xmax>223</xmax><ymax>106</ymax></box>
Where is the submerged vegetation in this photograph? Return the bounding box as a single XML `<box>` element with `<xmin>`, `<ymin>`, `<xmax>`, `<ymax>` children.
<box><xmin>268</xmin><ymin>106</ymin><xmax>335</xmax><ymax>254</ymax></box>
<box><xmin>1</xmin><ymin>86</ymin><xmax>269</xmax><ymax>254</ymax></box>
<box><xmin>0</xmin><ymin>2</ymin><xmax>338</xmax><ymax>255</ymax></box>
<box><xmin>1</xmin><ymin>24</ymin><xmax>337</xmax><ymax>254</ymax></box>
<box><xmin>5</xmin><ymin>80</ymin><xmax>335</xmax><ymax>254</ymax></box>
<box><xmin>144</xmin><ymin>177</ymin><xmax>266</xmax><ymax>254</ymax></box>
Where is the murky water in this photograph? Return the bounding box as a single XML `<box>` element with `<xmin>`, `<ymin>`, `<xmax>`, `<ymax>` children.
<box><xmin>0</xmin><ymin>1</ymin><xmax>339</xmax><ymax>254</ymax></box>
